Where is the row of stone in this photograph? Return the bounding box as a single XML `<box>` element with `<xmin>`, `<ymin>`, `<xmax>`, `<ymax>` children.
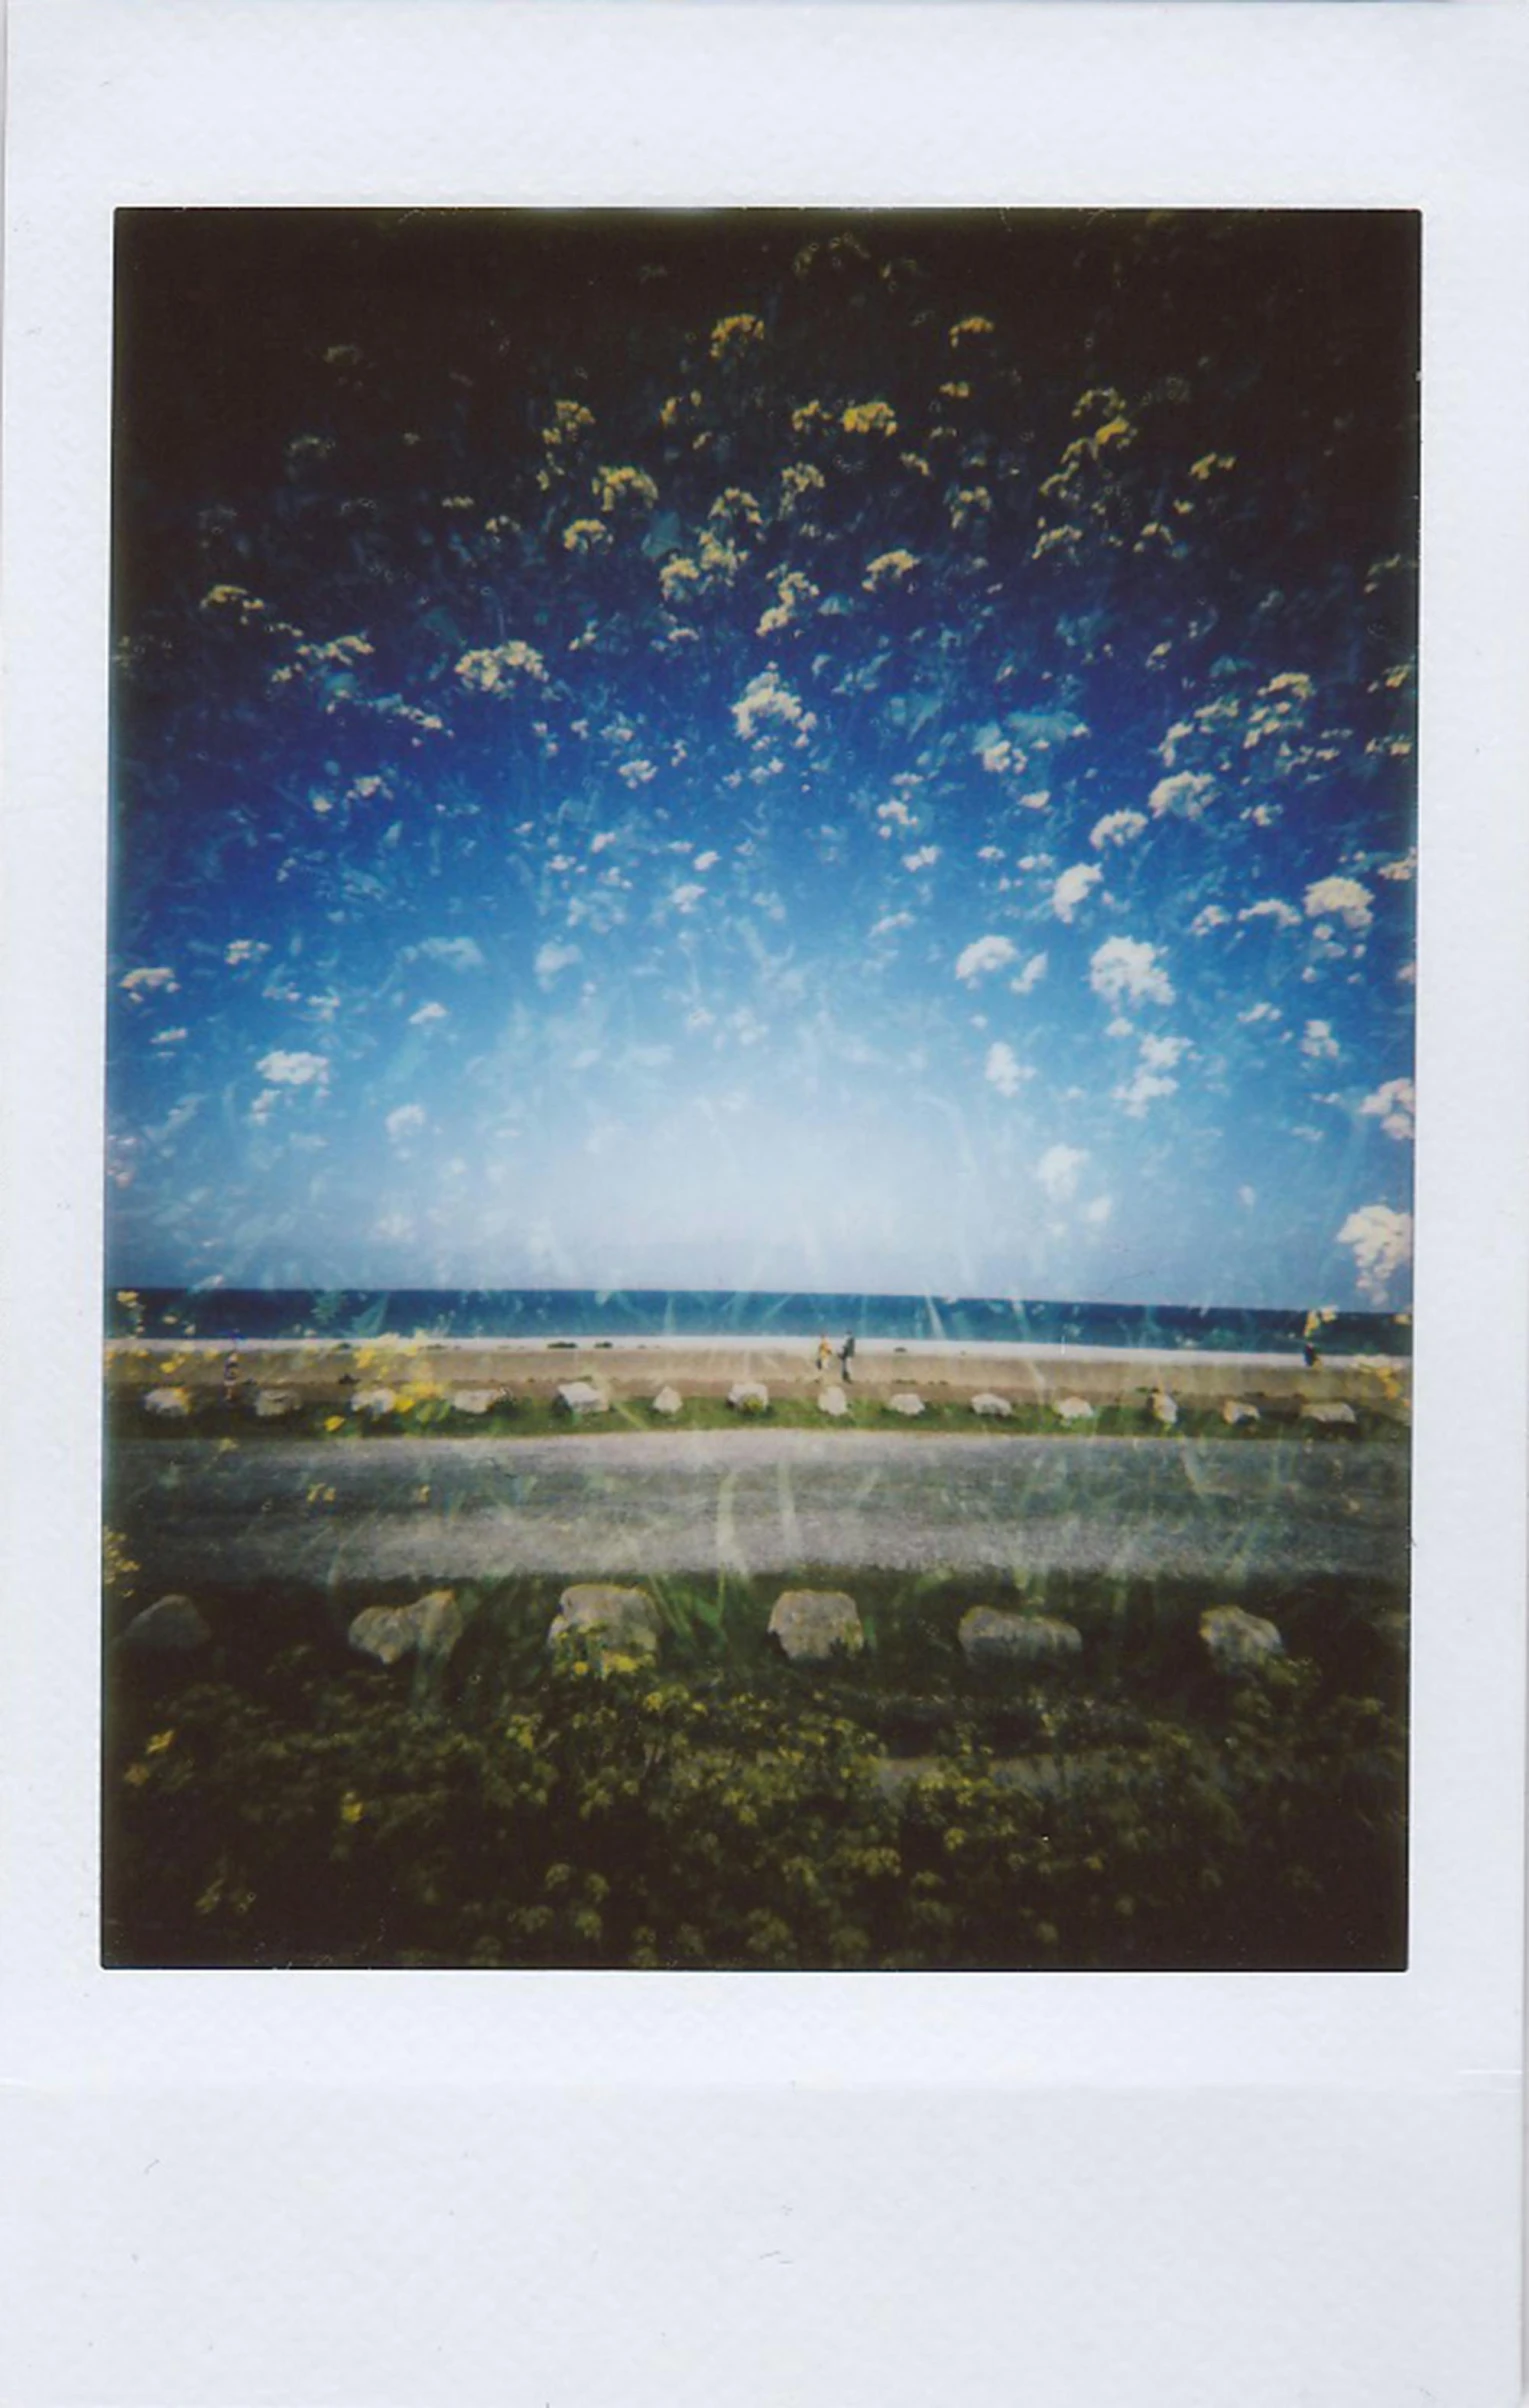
<box><xmin>137</xmin><ymin>1379</ymin><xmax>1360</xmax><ymax>1428</ymax></box>
<box><xmin>116</xmin><ymin>1580</ymin><xmax>1286</xmax><ymax>1680</ymax></box>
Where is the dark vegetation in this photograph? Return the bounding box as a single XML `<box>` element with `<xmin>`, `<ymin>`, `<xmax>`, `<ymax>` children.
<box><xmin>104</xmin><ymin>1562</ymin><xmax>1407</xmax><ymax>1972</ymax></box>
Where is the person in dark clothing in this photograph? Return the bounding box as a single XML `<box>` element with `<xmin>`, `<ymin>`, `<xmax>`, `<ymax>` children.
<box><xmin>840</xmin><ymin>1332</ymin><xmax>856</xmax><ymax>1383</ymax></box>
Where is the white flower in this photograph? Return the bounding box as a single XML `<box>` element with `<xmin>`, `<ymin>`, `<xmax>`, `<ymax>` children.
<box><xmin>1304</xmin><ymin>875</ymin><xmax>1374</xmax><ymax>933</ymax></box>
<box><xmin>1338</xmin><ymin>1203</ymin><xmax>1412</xmax><ymax>1303</ymax></box>
<box><xmin>1090</xmin><ymin>936</ymin><xmax>1174</xmax><ymax>1008</ymax></box>
<box><xmin>1051</xmin><ymin>863</ymin><xmax>1102</xmax><ymax>923</ymax></box>
<box><xmin>1037</xmin><ymin>1143</ymin><xmax>1087</xmax><ymax>1203</ymax></box>
<box><xmin>1359</xmin><ymin>1077</ymin><xmax>1415</xmax><ymax>1142</ymax></box>
<box><xmin>955</xmin><ymin>934</ymin><xmax>1017</xmax><ymax>984</ymax></box>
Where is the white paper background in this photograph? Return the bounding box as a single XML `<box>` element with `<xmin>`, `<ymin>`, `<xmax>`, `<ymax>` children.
<box><xmin>2</xmin><ymin>5</ymin><xmax>1525</xmax><ymax>2401</ymax></box>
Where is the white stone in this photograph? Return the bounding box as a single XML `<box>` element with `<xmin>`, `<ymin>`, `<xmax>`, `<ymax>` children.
<box><xmin>958</xmin><ymin>1608</ymin><xmax>1083</xmax><ymax>1670</ymax></box>
<box><xmin>1200</xmin><ymin>1605</ymin><xmax>1284</xmax><ymax>1675</ymax></box>
<box><xmin>143</xmin><ymin>1386</ymin><xmax>192</xmax><ymax>1418</ymax></box>
<box><xmin>768</xmin><ymin>1589</ymin><xmax>865</xmax><ymax>1663</ymax></box>
<box><xmin>1222</xmin><ymin>1398</ymin><xmax>1261</xmax><ymax>1426</ymax></box>
<box><xmin>253</xmin><ymin>1386</ymin><xmax>300</xmax><ymax>1419</ymax></box>
<box><xmin>121</xmin><ymin>1593</ymin><xmax>210</xmax><ymax>1653</ymax></box>
<box><xmin>547</xmin><ymin>1582</ymin><xmax>660</xmax><ymax>1666</ymax></box>
<box><xmin>351</xmin><ymin>1386</ymin><xmax>397</xmax><ymax>1417</ymax></box>
<box><xmin>1302</xmin><ymin>1400</ymin><xmax>1357</xmax><ymax>1426</ymax></box>
<box><xmin>450</xmin><ymin>1386</ymin><xmax>506</xmax><ymax>1415</ymax></box>
<box><xmin>727</xmin><ymin>1380</ymin><xmax>770</xmax><ymax>1414</ymax></box>
<box><xmin>1053</xmin><ymin>1395</ymin><xmax>1094</xmax><ymax>1423</ymax></box>
<box><xmin>887</xmin><ymin>1391</ymin><xmax>925</xmax><ymax>1418</ymax></box>
<box><xmin>651</xmin><ymin>1384</ymin><xmax>684</xmax><ymax>1417</ymax></box>
<box><xmin>818</xmin><ymin>1384</ymin><xmax>850</xmax><ymax>1417</ymax></box>
<box><xmin>349</xmin><ymin>1588</ymin><xmax>464</xmax><ymax>1668</ymax></box>
<box><xmin>555</xmin><ymin>1379</ymin><xmax>609</xmax><ymax>1416</ymax></box>
<box><xmin>971</xmin><ymin>1391</ymin><xmax>1012</xmax><ymax>1419</ymax></box>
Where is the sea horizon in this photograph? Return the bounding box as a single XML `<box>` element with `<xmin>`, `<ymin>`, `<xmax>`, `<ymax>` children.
<box><xmin>106</xmin><ymin>1284</ymin><xmax>1412</xmax><ymax>1358</ymax></box>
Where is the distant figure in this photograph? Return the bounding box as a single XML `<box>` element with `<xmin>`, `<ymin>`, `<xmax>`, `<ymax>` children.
<box><xmin>221</xmin><ymin>1351</ymin><xmax>239</xmax><ymax>1402</ymax></box>
<box><xmin>815</xmin><ymin>1334</ymin><xmax>833</xmax><ymax>1375</ymax></box>
<box><xmin>1303</xmin><ymin>1339</ymin><xmax>1321</xmax><ymax>1369</ymax></box>
<box><xmin>840</xmin><ymin>1332</ymin><xmax>856</xmax><ymax>1384</ymax></box>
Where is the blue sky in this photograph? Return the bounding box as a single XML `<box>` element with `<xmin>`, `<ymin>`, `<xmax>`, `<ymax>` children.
<box><xmin>108</xmin><ymin>211</ymin><xmax>1417</xmax><ymax>1306</ymax></box>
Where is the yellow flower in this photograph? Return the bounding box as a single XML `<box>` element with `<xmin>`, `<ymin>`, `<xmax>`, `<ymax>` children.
<box><xmin>842</xmin><ymin>400</ymin><xmax>897</xmax><ymax>437</ymax></box>
<box><xmin>145</xmin><ymin>1729</ymin><xmax>176</xmax><ymax>1756</ymax></box>
<box><xmin>709</xmin><ymin>313</ymin><xmax>765</xmax><ymax>361</ymax></box>
<box><xmin>339</xmin><ymin>1792</ymin><xmax>365</xmax><ymax>1825</ymax></box>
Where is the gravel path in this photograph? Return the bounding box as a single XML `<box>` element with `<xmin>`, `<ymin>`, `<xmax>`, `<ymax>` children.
<box><xmin>108</xmin><ymin>1430</ymin><xmax>1410</xmax><ymax>1589</ymax></box>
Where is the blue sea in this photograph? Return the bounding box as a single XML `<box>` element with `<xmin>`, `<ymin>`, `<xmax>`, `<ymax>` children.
<box><xmin>107</xmin><ymin>1288</ymin><xmax>1411</xmax><ymax>1358</ymax></box>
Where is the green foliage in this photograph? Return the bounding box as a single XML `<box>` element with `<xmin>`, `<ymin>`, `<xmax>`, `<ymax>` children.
<box><xmin>105</xmin><ymin>1615</ymin><xmax>1406</xmax><ymax>1973</ymax></box>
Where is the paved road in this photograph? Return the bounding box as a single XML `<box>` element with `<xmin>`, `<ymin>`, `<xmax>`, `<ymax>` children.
<box><xmin>108</xmin><ymin>1431</ymin><xmax>1410</xmax><ymax>1588</ymax></box>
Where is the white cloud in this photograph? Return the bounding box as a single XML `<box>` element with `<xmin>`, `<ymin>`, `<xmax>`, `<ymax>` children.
<box><xmin>150</xmin><ymin>1027</ymin><xmax>188</xmax><ymax>1047</ymax></box>
<box><xmin>902</xmin><ymin>845</ymin><xmax>941</xmax><ymax>873</ymax></box>
<box><xmin>120</xmin><ymin>965</ymin><xmax>179</xmax><ymax>999</ymax></box>
<box><xmin>956</xmin><ymin>934</ymin><xmax>1017</xmax><ymax>984</ymax></box>
<box><xmin>1114</xmin><ymin>1068</ymin><xmax>1178</xmax><ymax>1118</ymax></box>
<box><xmin>1338</xmin><ymin>1203</ymin><xmax>1412</xmax><ymax>1303</ymax></box>
<box><xmin>224</xmin><ymin>940</ymin><xmax>269</xmax><ymax>967</ymax></box>
<box><xmin>1037</xmin><ymin>1143</ymin><xmax>1087</xmax><ymax>1203</ymax></box>
<box><xmin>1238</xmin><ymin>1185</ymin><xmax>1257</xmax><ymax>1210</ymax></box>
<box><xmin>256</xmin><ymin>1049</ymin><xmax>328</xmax><ymax>1088</ymax></box>
<box><xmin>414</xmin><ymin>936</ymin><xmax>485</xmax><ymax>972</ymax></box>
<box><xmin>1083</xmin><ymin>1195</ymin><xmax>1113</xmax><ymax>1227</ymax></box>
<box><xmin>984</xmin><ymin>1041</ymin><xmax>1030</xmax><ymax>1098</ymax></box>
<box><xmin>1301</xmin><ymin>1019</ymin><xmax>1340</xmax><ymax>1062</ymax></box>
<box><xmin>409</xmin><ymin>1001</ymin><xmax>448</xmax><ymax>1026</ymax></box>
<box><xmin>1148</xmin><ymin>770</ymin><xmax>1216</xmax><ymax>820</ymax></box>
<box><xmin>693</xmin><ymin>850</ymin><xmax>720</xmax><ymax>873</ymax></box>
<box><xmin>535</xmin><ymin>940</ymin><xmax>582</xmax><ymax>984</ymax></box>
<box><xmin>1139</xmin><ymin>1033</ymin><xmax>1190</xmax><ymax>1072</ymax></box>
<box><xmin>1190</xmin><ymin>905</ymin><xmax>1229</xmax><ymax>938</ymax></box>
<box><xmin>1089</xmin><ymin>809</ymin><xmax>1148</xmax><ymax>851</ymax></box>
<box><xmin>1090</xmin><ymin>935</ymin><xmax>1174</xmax><ymax>1008</ymax></box>
<box><xmin>1359</xmin><ymin>1077</ymin><xmax>1415</xmax><ymax>1142</ymax></box>
<box><xmin>1237</xmin><ymin>1001</ymin><xmax>1281</xmax><ymax>1026</ymax></box>
<box><xmin>669</xmin><ymin>884</ymin><xmax>706</xmax><ymax>915</ymax></box>
<box><xmin>1011</xmin><ymin>951</ymin><xmax>1048</xmax><ymax>996</ymax></box>
<box><xmin>1304</xmin><ymin>875</ymin><xmax>1374</xmax><ymax>933</ymax></box>
<box><xmin>1238</xmin><ymin>898</ymin><xmax>1300</xmax><ymax>930</ymax></box>
<box><xmin>386</xmin><ymin>1103</ymin><xmax>426</xmax><ymax>1144</ymax></box>
<box><xmin>1051</xmin><ymin>863</ymin><xmax>1103</xmax><ymax>923</ymax></box>
<box><xmin>870</xmin><ymin>911</ymin><xmax>914</xmax><ymax>940</ymax></box>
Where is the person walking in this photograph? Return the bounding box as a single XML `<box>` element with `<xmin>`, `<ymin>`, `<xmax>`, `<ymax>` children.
<box><xmin>840</xmin><ymin>1331</ymin><xmax>856</xmax><ymax>1384</ymax></box>
<box><xmin>815</xmin><ymin>1333</ymin><xmax>833</xmax><ymax>1376</ymax></box>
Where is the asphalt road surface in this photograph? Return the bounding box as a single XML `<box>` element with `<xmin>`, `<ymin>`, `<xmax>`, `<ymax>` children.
<box><xmin>108</xmin><ymin>1430</ymin><xmax>1410</xmax><ymax>1590</ymax></box>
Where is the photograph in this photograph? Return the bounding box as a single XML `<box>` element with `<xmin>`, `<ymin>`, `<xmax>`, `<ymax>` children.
<box><xmin>102</xmin><ymin>204</ymin><xmax>1418</xmax><ymax>1974</ymax></box>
